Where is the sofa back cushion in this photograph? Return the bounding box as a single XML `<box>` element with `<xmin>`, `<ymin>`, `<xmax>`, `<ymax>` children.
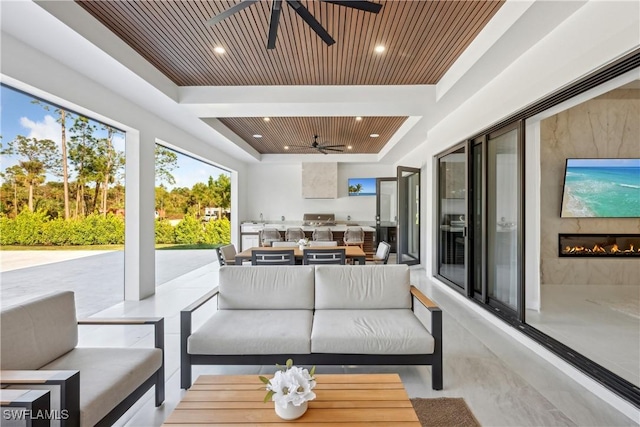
<box><xmin>219</xmin><ymin>266</ymin><xmax>315</xmax><ymax>309</ymax></box>
<box><xmin>0</xmin><ymin>291</ymin><xmax>78</xmax><ymax>370</ymax></box>
<box><xmin>315</xmin><ymin>265</ymin><xmax>411</xmax><ymax>309</ymax></box>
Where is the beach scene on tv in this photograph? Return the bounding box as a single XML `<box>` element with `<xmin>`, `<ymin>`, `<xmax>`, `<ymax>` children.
<box><xmin>348</xmin><ymin>178</ymin><xmax>376</xmax><ymax>196</ymax></box>
<box><xmin>561</xmin><ymin>158</ymin><xmax>640</xmax><ymax>218</ymax></box>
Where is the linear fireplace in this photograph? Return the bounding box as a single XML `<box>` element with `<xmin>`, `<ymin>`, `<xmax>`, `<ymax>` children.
<box><xmin>559</xmin><ymin>234</ymin><xmax>640</xmax><ymax>257</ymax></box>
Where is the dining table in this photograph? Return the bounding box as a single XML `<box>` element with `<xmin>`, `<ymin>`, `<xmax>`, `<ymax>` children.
<box><xmin>235</xmin><ymin>246</ymin><xmax>366</xmax><ymax>265</ymax></box>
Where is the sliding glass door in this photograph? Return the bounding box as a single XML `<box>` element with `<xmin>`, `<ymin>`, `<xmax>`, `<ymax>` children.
<box><xmin>437</xmin><ymin>145</ymin><xmax>467</xmax><ymax>289</ymax></box>
<box><xmin>486</xmin><ymin>125</ymin><xmax>522</xmax><ymax>312</ymax></box>
<box><xmin>437</xmin><ymin>123</ymin><xmax>523</xmax><ymax>318</ymax></box>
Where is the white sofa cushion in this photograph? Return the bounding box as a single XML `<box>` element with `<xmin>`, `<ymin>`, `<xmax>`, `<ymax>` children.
<box><xmin>188</xmin><ymin>310</ymin><xmax>313</xmax><ymax>355</ymax></box>
<box><xmin>311</xmin><ymin>309</ymin><xmax>435</xmax><ymax>354</ymax></box>
<box><xmin>41</xmin><ymin>347</ymin><xmax>162</xmax><ymax>427</ymax></box>
<box><xmin>0</xmin><ymin>291</ymin><xmax>78</xmax><ymax>370</ymax></box>
<box><xmin>315</xmin><ymin>265</ymin><xmax>411</xmax><ymax>309</ymax></box>
<box><xmin>219</xmin><ymin>266</ymin><xmax>315</xmax><ymax>309</ymax></box>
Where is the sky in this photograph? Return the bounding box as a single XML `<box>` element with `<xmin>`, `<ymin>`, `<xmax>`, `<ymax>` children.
<box><xmin>1</xmin><ymin>84</ymin><xmax>228</xmax><ymax>189</ymax></box>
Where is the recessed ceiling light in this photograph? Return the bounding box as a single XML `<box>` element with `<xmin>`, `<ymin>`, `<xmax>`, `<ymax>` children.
<box><xmin>355</xmin><ymin>116</ymin><xmax>363</xmax><ymax>121</ymax></box>
<box><xmin>213</xmin><ymin>46</ymin><xmax>226</xmax><ymax>54</ymax></box>
<box><xmin>374</xmin><ymin>45</ymin><xmax>385</xmax><ymax>53</ymax></box>
<box><xmin>263</xmin><ymin>117</ymin><xmax>271</xmax><ymax>122</ymax></box>
<box><xmin>347</xmin><ymin>145</ymin><xmax>353</xmax><ymax>150</ymax></box>
<box><xmin>284</xmin><ymin>145</ymin><xmax>289</xmax><ymax>150</ymax></box>
<box><xmin>370</xmin><ymin>133</ymin><xmax>380</xmax><ymax>138</ymax></box>
<box><xmin>253</xmin><ymin>134</ymin><xmax>262</xmax><ymax>138</ymax></box>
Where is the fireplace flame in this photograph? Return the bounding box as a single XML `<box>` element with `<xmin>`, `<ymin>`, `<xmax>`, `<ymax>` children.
<box><xmin>562</xmin><ymin>242</ymin><xmax>638</xmax><ymax>255</ymax></box>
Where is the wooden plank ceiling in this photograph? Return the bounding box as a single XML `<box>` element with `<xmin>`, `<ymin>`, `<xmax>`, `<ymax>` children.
<box><xmin>220</xmin><ymin>116</ymin><xmax>407</xmax><ymax>154</ymax></box>
<box><xmin>76</xmin><ymin>0</ymin><xmax>503</xmax><ymax>154</ymax></box>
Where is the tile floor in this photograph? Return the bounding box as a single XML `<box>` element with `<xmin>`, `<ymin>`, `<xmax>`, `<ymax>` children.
<box><xmin>527</xmin><ymin>284</ymin><xmax>640</xmax><ymax>387</ymax></box>
<box><xmin>75</xmin><ymin>261</ymin><xmax>638</xmax><ymax>427</ymax></box>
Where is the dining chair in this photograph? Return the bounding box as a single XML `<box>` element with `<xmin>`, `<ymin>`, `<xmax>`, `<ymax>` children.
<box><xmin>261</xmin><ymin>228</ymin><xmax>283</xmax><ymax>247</ymax></box>
<box><xmin>219</xmin><ymin>244</ymin><xmax>252</xmax><ymax>266</ymax></box>
<box><xmin>309</xmin><ymin>241</ymin><xmax>338</xmax><ymax>247</ymax></box>
<box><xmin>343</xmin><ymin>226</ymin><xmax>365</xmax><ymax>249</ymax></box>
<box><xmin>312</xmin><ymin>227</ymin><xmax>333</xmax><ymax>241</ymax></box>
<box><xmin>302</xmin><ymin>248</ymin><xmax>346</xmax><ymax>265</ymax></box>
<box><xmin>285</xmin><ymin>227</ymin><xmax>305</xmax><ymax>242</ymax></box>
<box><xmin>271</xmin><ymin>241</ymin><xmax>298</xmax><ymax>247</ymax></box>
<box><xmin>367</xmin><ymin>241</ymin><xmax>391</xmax><ymax>264</ymax></box>
<box><xmin>218</xmin><ymin>244</ymin><xmax>237</xmax><ymax>265</ymax></box>
<box><xmin>252</xmin><ymin>249</ymin><xmax>296</xmax><ymax>265</ymax></box>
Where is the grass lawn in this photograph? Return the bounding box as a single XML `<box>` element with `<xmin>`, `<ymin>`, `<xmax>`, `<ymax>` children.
<box><xmin>1</xmin><ymin>243</ymin><xmax>222</xmax><ymax>251</ymax></box>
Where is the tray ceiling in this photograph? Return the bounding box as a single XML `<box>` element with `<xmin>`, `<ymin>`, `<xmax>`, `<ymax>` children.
<box><xmin>76</xmin><ymin>0</ymin><xmax>503</xmax><ymax>87</ymax></box>
<box><xmin>75</xmin><ymin>0</ymin><xmax>503</xmax><ymax>156</ymax></box>
<box><xmin>219</xmin><ymin>116</ymin><xmax>407</xmax><ymax>154</ymax></box>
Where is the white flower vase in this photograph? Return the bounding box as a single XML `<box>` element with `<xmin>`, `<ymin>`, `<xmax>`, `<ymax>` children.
<box><xmin>275</xmin><ymin>401</ymin><xmax>308</xmax><ymax>420</ymax></box>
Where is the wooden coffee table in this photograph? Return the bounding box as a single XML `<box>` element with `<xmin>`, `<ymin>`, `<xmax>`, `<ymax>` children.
<box><xmin>164</xmin><ymin>373</ymin><xmax>420</xmax><ymax>425</ymax></box>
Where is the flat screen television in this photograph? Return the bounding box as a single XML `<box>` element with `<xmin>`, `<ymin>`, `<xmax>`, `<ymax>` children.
<box><xmin>560</xmin><ymin>158</ymin><xmax>640</xmax><ymax>218</ymax></box>
<box><xmin>348</xmin><ymin>178</ymin><xmax>376</xmax><ymax>196</ymax></box>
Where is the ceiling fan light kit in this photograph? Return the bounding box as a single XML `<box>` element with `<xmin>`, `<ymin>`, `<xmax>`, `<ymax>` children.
<box><xmin>208</xmin><ymin>0</ymin><xmax>383</xmax><ymax>50</ymax></box>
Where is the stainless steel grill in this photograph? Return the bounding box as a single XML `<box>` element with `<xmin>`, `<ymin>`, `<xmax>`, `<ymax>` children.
<box><xmin>302</xmin><ymin>213</ymin><xmax>336</xmax><ymax>226</ymax></box>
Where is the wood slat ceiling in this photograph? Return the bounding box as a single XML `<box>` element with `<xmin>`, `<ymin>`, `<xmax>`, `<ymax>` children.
<box><xmin>76</xmin><ymin>0</ymin><xmax>503</xmax><ymax>86</ymax></box>
<box><xmin>219</xmin><ymin>116</ymin><xmax>407</xmax><ymax>154</ymax></box>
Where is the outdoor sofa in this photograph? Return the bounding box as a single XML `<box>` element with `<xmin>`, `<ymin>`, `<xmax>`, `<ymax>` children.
<box><xmin>181</xmin><ymin>264</ymin><xmax>443</xmax><ymax>390</ymax></box>
<box><xmin>0</xmin><ymin>291</ymin><xmax>164</xmax><ymax>427</ymax></box>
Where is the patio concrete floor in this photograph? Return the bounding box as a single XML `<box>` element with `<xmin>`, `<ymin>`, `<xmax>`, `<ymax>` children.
<box><xmin>0</xmin><ymin>249</ymin><xmax>217</xmax><ymax>318</ymax></box>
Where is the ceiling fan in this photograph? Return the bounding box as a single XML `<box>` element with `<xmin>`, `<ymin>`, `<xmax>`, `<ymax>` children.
<box><xmin>207</xmin><ymin>0</ymin><xmax>383</xmax><ymax>49</ymax></box>
<box><xmin>287</xmin><ymin>134</ymin><xmax>346</xmax><ymax>154</ymax></box>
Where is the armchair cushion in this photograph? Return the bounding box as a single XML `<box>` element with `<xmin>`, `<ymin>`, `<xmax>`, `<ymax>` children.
<box><xmin>315</xmin><ymin>265</ymin><xmax>411</xmax><ymax>309</ymax></box>
<box><xmin>311</xmin><ymin>309</ymin><xmax>435</xmax><ymax>354</ymax></box>
<box><xmin>188</xmin><ymin>310</ymin><xmax>313</xmax><ymax>355</ymax></box>
<box><xmin>219</xmin><ymin>266</ymin><xmax>315</xmax><ymax>309</ymax></box>
<box><xmin>40</xmin><ymin>347</ymin><xmax>162</xmax><ymax>427</ymax></box>
<box><xmin>0</xmin><ymin>291</ymin><xmax>77</xmax><ymax>370</ymax></box>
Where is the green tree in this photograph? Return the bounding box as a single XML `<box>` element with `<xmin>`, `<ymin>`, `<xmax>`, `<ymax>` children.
<box><xmin>94</xmin><ymin>127</ymin><xmax>125</xmax><ymax>216</ymax></box>
<box><xmin>32</xmin><ymin>101</ymin><xmax>73</xmax><ymax>219</ymax></box>
<box><xmin>68</xmin><ymin>116</ymin><xmax>98</xmax><ymax>217</ymax></box>
<box><xmin>0</xmin><ymin>165</ymin><xmax>26</xmax><ymax>217</ymax></box>
<box><xmin>4</xmin><ymin>136</ymin><xmax>60</xmax><ymax>212</ymax></box>
<box><xmin>155</xmin><ymin>145</ymin><xmax>178</xmax><ymax>187</ymax></box>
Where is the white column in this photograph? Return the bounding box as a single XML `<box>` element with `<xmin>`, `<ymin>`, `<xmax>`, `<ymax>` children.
<box><xmin>124</xmin><ymin>130</ymin><xmax>156</xmax><ymax>300</ymax></box>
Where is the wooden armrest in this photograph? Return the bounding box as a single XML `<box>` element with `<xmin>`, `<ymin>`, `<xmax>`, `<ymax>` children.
<box><xmin>78</xmin><ymin>317</ymin><xmax>164</xmax><ymax>351</ymax></box>
<box><xmin>181</xmin><ymin>287</ymin><xmax>219</xmax><ymax>314</ymax></box>
<box><xmin>410</xmin><ymin>286</ymin><xmax>441</xmax><ymax>312</ymax></box>
<box><xmin>1</xmin><ymin>370</ymin><xmax>80</xmax><ymax>427</ymax></box>
<box><xmin>1</xmin><ymin>370</ymin><xmax>78</xmax><ymax>385</ymax></box>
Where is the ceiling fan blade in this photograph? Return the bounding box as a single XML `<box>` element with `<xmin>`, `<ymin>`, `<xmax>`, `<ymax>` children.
<box><xmin>207</xmin><ymin>0</ymin><xmax>258</xmax><ymax>26</ymax></box>
<box><xmin>287</xmin><ymin>0</ymin><xmax>335</xmax><ymax>46</ymax></box>
<box><xmin>322</xmin><ymin>147</ymin><xmax>344</xmax><ymax>152</ymax></box>
<box><xmin>321</xmin><ymin>144</ymin><xmax>346</xmax><ymax>148</ymax></box>
<box><xmin>321</xmin><ymin>0</ymin><xmax>382</xmax><ymax>14</ymax></box>
<box><xmin>267</xmin><ymin>0</ymin><xmax>282</xmax><ymax>49</ymax></box>
<box><xmin>318</xmin><ymin>148</ymin><xmax>328</xmax><ymax>155</ymax></box>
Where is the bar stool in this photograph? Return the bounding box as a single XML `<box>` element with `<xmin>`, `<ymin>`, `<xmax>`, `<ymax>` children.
<box><xmin>312</xmin><ymin>227</ymin><xmax>333</xmax><ymax>241</ymax></box>
<box><xmin>343</xmin><ymin>226</ymin><xmax>365</xmax><ymax>250</ymax></box>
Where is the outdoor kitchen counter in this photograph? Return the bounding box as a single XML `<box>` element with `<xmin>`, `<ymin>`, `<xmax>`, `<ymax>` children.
<box><xmin>242</xmin><ymin>223</ymin><xmax>376</xmax><ymax>232</ymax></box>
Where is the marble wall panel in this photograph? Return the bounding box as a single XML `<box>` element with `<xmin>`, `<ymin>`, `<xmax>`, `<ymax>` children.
<box><xmin>301</xmin><ymin>162</ymin><xmax>338</xmax><ymax>199</ymax></box>
<box><xmin>540</xmin><ymin>89</ymin><xmax>640</xmax><ymax>285</ymax></box>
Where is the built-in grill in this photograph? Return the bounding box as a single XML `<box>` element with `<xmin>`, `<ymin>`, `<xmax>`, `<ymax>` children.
<box><xmin>302</xmin><ymin>213</ymin><xmax>336</xmax><ymax>226</ymax></box>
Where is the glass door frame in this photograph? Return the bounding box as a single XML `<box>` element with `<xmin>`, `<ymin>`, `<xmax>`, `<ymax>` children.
<box><xmin>376</xmin><ymin>177</ymin><xmax>397</xmax><ymax>254</ymax></box>
<box><xmin>435</xmin><ymin>142</ymin><xmax>469</xmax><ymax>294</ymax></box>
<box><xmin>483</xmin><ymin>121</ymin><xmax>525</xmax><ymax>321</ymax></box>
<box><xmin>397</xmin><ymin>166</ymin><xmax>420</xmax><ymax>265</ymax></box>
